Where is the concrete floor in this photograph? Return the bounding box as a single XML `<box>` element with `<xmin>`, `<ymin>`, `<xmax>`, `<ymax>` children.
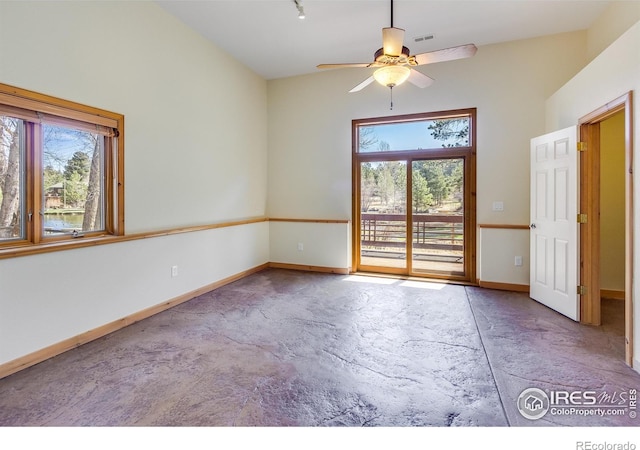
<box><xmin>0</xmin><ymin>269</ymin><xmax>638</xmax><ymax>427</ymax></box>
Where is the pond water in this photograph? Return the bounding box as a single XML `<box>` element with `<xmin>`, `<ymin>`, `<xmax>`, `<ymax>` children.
<box><xmin>44</xmin><ymin>213</ymin><xmax>84</xmax><ymax>231</ymax></box>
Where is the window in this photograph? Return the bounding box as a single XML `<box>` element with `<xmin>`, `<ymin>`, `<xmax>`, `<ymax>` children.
<box><xmin>352</xmin><ymin>109</ymin><xmax>476</xmax><ymax>282</ymax></box>
<box><xmin>357</xmin><ymin>116</ymin><xmax>471</xmax><ymax>153</ymax></box>
<box><xmin>0</xmin><ymin>83</ymin><xmax>124</xmax><ymax>252</ymax></box>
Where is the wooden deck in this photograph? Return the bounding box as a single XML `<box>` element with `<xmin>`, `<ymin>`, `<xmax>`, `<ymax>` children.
<box><xmin>360</xmin><ymin>254</ymin><xmax>464</xmax><ymax>274</ymax></box>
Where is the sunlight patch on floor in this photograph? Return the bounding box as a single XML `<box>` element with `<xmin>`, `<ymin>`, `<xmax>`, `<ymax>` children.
<box><xmin>342</xmin><ymin>275</ymin><xmax>446</xmax><ymax>290</ymax></box>
<box><xmin>397</xmin><ymin>280</ymin><xmax>446</xmax><ymax>290</ymax></box>
<box><xmin>342</xmin><ymin>275</ymin><xmax>397</xmax><ymax>285</ymax></box>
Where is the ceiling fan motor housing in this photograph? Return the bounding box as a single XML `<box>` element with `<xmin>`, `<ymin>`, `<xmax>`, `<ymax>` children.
<box><xmin>374</xmin><ymin>46</ymin><xmax>412</xmax><ymax>65</ymax></box>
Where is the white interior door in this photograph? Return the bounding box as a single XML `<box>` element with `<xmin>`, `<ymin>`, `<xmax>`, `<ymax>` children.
<box><xmin>530</xmin><ymin>126</ymin><xmax>579</xmax><ymax>321</ymax></box>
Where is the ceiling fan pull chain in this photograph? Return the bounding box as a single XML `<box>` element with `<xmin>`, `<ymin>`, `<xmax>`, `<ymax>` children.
<box><xmin>389</xmin><ymin>86</ymin><xmax>394</xmax><ymax>110</ymax></box>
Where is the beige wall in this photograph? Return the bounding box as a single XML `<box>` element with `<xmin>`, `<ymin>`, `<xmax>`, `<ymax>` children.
<box><xmin>269</xmin><ymin>222</ymin><xmax>351</xmax><ymax>269</ymax></box>
<box><xmin>600</xmin><ymin>111</ymin><xmax>626</xmax><ymax>293</ymax></box>
<box><xmin>0</xmin><ymin>1</ymin><xmax>269</xmax><ymax>365</ymax></box>
<box><xmin>587</xmin><ymin>1</ymin><xmax>640</xmax><ymax>61</ymax></box>
<box><xmin>479</xmin><ymin>228</ymin><xmax>529</xmax><ymax>286</ymax></box>
<box><xmin>267</xmin><ymin>31</ymin><xmax>588</xmax><ymax>280</ymax></box>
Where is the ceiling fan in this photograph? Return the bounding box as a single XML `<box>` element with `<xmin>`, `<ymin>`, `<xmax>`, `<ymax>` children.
<box><xmin>317</xmin><ymin>0</ymin><xmax>477</xmax><ymax>97</ymax></box>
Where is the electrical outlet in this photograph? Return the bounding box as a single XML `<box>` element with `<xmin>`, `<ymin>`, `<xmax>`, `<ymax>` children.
<box><xmin>492</xmin><ymin>201</ymin><xmax>504</xmax><ymax>212</ymax></box>
<box><xmin>171</xmin><ymin>265</ymin><xmax>178</xmax><ymax>277</ymax></box>
<box><xmin>514</xmin><ymin>256</ymin><xmax>523</xmax><ymax>267</ymax></box>
<box><xmin>297</xmin><ymin>242</ymin><xmax>304</xmax><ymax>251</ymax></box>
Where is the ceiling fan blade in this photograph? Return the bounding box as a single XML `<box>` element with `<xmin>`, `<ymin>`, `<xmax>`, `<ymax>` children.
<box><xmin>382</xmin><ymin>27</ymin><xmax>405</xmax><ymax>56</ymax></box>
<box><xmin>413</xmin><ymin>44</ymin><xmax>478</xmax><ymax>66</ymax></box>
<box><xmin>317</xmin><ymin>63</ymin><xmax>372</xmax><ymax>70</ymax></box>
<box><xmin>349</xmin><ymin>76</ymin><xmax>375</xmax><ymax>93</ymax></box>
<box><xmin>407</xmin><ymin>69</ymin><xmax>434</xmax><ymax>88</ymax></box>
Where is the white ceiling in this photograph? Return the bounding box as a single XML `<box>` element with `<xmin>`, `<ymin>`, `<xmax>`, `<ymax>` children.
<box><xmin>156</xmin><ymin>0</ymin><xmax>612</xmax><ymax>80</ymax></box>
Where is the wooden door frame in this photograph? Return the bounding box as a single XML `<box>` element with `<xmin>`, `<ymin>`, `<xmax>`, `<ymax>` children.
<box><xmin>578</xmin><ymin>91</ymin><xmax>633</xmax><ymax>366</ymax></box>
<box><xmin>351</xmin><ymin>109</ymin><xmax>477</xmax><ymax>283</ymax></box>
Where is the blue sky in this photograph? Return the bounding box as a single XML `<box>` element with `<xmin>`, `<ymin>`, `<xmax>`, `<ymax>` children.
<box><xmin>360</xmin><ymin>118</ymin><xmax>468</xmax><ymax>152</ymax></box>
<box><xmin>43</xmin><ymin>125</ymin><xmax>93</xmax><ymax>171</ymax></box>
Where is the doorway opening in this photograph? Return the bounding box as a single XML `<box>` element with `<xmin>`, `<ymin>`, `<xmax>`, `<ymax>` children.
<box><xmin>352</xmin><ymin>109</ymin><xmax>476</xmax><ymax>283</ymax></box>
<box><xmin>579</xmin><ymin>92</ymin><xmax>633</xmax><ymax>366</ymax></box>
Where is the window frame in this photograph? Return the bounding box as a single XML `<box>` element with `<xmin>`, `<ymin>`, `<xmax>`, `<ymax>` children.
<box><xmin>0</xmin><ymin>83</ymin><xmax>124</xmax><ymax>254</ymax></box>
<box><xmin>351</xmin><ymin>108</ymin><xmax>477</xmax><ymax>282</ymax></box>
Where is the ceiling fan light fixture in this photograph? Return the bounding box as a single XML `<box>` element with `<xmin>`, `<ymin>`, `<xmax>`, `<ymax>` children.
<box><xmin>373</xmin><ymin>65</ymin><xmax>410</xmax><ymax>88</ymax></box>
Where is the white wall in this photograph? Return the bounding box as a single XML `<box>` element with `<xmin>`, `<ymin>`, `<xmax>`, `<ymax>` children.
<box><xmin>267</xmin><ymin>31</ymin><xmax>588</xmax><ymax>279</ymax></box>
<box><xmin>269</xmin><ymin>222</ymin><xmax>350</xmax><ymax>270</ymax></box>
<box><xmin>0</xmin><ymin>1</ymin><xmax>269</xmax><ymax>365</ymax></box>
<box><xmin>479</xmin><ymin>228</ymin><xmax>529</xmax><ymax>286</ymax></box>
<box><xmin>545</xmin><ymin>21</ymin><xmax>640</xmax><ymax>368</ymax></box>
<box><xmin>587</xmin><ymin>1</ymin><xmax>640</xmax><ymax>61</ymax></box>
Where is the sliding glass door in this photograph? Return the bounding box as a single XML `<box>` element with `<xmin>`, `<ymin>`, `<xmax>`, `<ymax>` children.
<box><xmin>353</xmin><ymin>109</ymin><xmax>476</xmax><ymax>282</ymax></box>
<box><xmin>360</xmin><ymin>160</ymin><xmax>407</xmax><ymax>272</ymax></box>
<box><xmin>410</xmin><ymin>158</ymin><xmax>465</xmax><ymax>276</ymax></box>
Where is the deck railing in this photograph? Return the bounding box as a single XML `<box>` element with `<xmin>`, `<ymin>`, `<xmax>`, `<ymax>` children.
<box><xmin>361</xmin><ymin>213</ymin><xmax>463</xmax><ymax>252</ymax></box>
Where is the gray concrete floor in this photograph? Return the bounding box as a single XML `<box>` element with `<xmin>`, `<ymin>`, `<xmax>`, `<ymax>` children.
<box><xmin>0</xmin><ymin>269</ymin><xmax>638</xmax><ymax>427</ymax></box>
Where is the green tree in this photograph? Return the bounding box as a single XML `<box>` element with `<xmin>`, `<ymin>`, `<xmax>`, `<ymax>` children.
<box><xmin>412</xmin><ymin>169</ymin><xmax>433</xmax><ymax>213</ymax></box>
<box><xmin>416</xmin><ymin>161</ymin><xmax>450</xmax><ymax>206</ymax></box>
<box><xmin>64</xmin><ymin>151</ymin><xmax>90</xmax><ymax>180</ymax></box>
<box><xmin>449</xmin><ymin>160</ymin><xmax>464</xmax><ymax>201</ymax></box>
<box><xmin>428</xmin><ymin>119</ymin><xmax>469</xmax><ymax>148</ymax></box>
<box><xmin>377</xmin><ymin>161</ymin><xmax>406</xmax><ymax>212</ymax></box>
<box><xmin>44</xmin><ymin>166</ymin><xmax>64</xmax><ymax>190</ymax></box>
<box><xmin>360</xmin><ymin>162</ymin><xmax>378</xmax><ymax>212</ymax></box>
<box><xmin>63</xmin><ymin>171</ymin><xmax>88</xmax><ymax>208</ymax></box>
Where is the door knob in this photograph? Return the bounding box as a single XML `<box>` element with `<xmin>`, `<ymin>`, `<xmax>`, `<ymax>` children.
<box><xmin>530</xmin><ymin>223</ymin><xmax>536</xmax><ymax>229</ymax></box>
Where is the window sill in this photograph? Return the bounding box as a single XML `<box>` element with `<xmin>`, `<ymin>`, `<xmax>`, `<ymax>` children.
<box><xmin>0</xmin><ymin>235</ymin><xmax>123</xmax><ymax>260</ymax></box>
